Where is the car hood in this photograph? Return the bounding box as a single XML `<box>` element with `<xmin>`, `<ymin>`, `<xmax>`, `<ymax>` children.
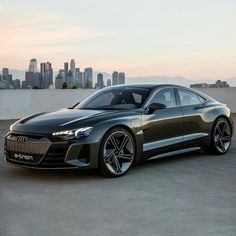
<box><xmin>12</xmin><ymin>108</ymin><xmax>119</xmax><ymax>134</ymax></box>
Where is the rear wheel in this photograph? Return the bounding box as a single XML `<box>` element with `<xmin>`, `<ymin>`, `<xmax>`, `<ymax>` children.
<box><xmin>206</xmin><ymin>118</ymin><xmax>232</xmax><ymax>155</ymax></box>
<box><xmin>99</xmin><ymin>127</ymin><xmax>135</xmax><ymax>177</ymax></box>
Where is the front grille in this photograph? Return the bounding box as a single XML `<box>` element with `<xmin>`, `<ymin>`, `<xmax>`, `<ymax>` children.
<box><xmin>5</xmin><ymin>135</ymin><xmax>50</xmax><ymax>155</ymax></box>
<box><xmin>5</xmin><ymin>134</ymin><xmax>90</xmax><ymax>169</ymax></box>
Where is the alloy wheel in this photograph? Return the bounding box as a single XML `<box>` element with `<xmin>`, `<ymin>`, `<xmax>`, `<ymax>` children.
<box><xmin>214</xmin><ymin>120</ymin><xmax>231</xmax><ymax>153</ymax></box>
<box><xmin>103</xmin><ymin>131</ymin><xmax>134</xmax><ymax>175</ymax></box>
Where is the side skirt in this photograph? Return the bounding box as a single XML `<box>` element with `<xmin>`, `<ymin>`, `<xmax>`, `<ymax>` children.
<box><xmin>147</xmin><ymin>147</ymin><xmax>202</xmax><ymax>161</ymax></box>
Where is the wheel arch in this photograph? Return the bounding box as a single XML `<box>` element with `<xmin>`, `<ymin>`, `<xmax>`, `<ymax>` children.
<box><xmin>99</xmin><ymin>123</ymin><xmax>143</xmax><ymax>164</ymax></box>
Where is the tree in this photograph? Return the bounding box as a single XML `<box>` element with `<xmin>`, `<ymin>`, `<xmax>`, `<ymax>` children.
<box><xmin>62</xmin><ymin>82</ymin><xmax>68</xmax><ymax>89</ymax></box>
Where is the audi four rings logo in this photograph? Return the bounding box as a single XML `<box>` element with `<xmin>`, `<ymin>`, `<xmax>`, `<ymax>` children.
<box><xmin>16</xmin><ymin>136</ymin><xmax>29</xmax><ymax>142</ymax></box>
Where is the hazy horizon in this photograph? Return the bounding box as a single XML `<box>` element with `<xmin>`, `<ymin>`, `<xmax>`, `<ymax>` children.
<box><xmin>1</xmin><ymin>0</ymin><xmax>236</xmax><ymax>80</ymax></box>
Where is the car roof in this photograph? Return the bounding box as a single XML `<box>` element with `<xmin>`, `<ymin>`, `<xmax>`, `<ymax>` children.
<box><xmin>105</xmin><ymin>83</ymin><xmax>215</xmax><ymax>101</ymax></box>
<box><xmin>108</xmin><ymin>83</ymin><xmax>186</xmax><ymax>90</ymax></box>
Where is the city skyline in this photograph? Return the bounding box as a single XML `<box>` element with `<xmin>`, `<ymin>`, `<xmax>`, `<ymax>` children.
<box><xmin>0</xmin><ymin>58</ymin><xmax>126</xmax><ymax>89</ymax></box>
<box><xmin>0</xmin><ymin>1</ymin><xmax>236</xmax><ymax>80</ymax></box>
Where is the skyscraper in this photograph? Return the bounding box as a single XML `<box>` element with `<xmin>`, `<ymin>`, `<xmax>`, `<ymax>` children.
<box><xmin>118</xmin><ymin>72</ymin><xmax>125</xmax><ymax>84</ymax></box>
<box><xmin>75</xmin><ymin>68</ymin><xmax>83</xmax><ymax>88</ymax></box>
<box><xmin>40</xmin><ymin>62</ymin><xmax>53</xmax><ymax>88</ymax></box>
<box><xmin>55</xmin><ymin>74</ymin><xmax>63</xmax><ymax>89</ymax></box>
<box><xmin>107</xmin><ymin>79</ymin><xmax>111</xmax><ymax>87</ymax></box>
<box><xmin>2</xmin><ymin>68</ymin><xmax>9</xmax><ymax>80</ymax></box>
<box><xmin>29</xmin><ymin>58</ymin><xmax>37</xmax><ymax>73</ymax></box>
<box><xmin>112</xmin><ymin>71</ymin><xmax>118</xmax><ymax>85</ymax></box>
<box><xmin>64</xmin><ymin>62</ymin><xmax>69</xmax><ymax>82</ymax></box>
<box><xmin>97</xmin><ymin>73</ymin><xmax>104</xmax><ymax>88</ymax></box>
<box><xmin>25</xmin><ymin>71</ymin><xmax>40</xmax><ymax>89</ymax></box>
<box><xmin>84</xmin><ymin>67</ymin><xmax>93</xmax><ymax>88</ymax></box>
<box><xmin>70</xmin><ymin>59</ymin><xmax>76</xmax><ymax>80</ymax></box>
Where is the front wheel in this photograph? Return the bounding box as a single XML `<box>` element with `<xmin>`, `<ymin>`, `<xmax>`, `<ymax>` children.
<box><xmin>99</xmin><ymin>127</ymin><xmax>135</xmax><ymax>177</ymax></box>
<box><xmin>206</xmin><ymin>118</ymin><xmax>232</xmax><ymax>155</ymax></box>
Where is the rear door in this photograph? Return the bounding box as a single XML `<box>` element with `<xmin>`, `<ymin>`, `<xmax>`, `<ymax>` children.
<box><xmin>176</xmin><ymin>88</ymin><xmax>208</xmax><ymax>142</ymax></box>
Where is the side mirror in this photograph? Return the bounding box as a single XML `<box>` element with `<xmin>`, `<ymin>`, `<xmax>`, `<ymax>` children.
<box><xmin>147</xmin><ymin>103</ymin><xmax>167</xmax><ymax>114</ymax></box>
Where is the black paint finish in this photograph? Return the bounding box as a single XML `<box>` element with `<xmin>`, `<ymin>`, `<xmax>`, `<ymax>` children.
<box><xmin>4</xmin><ymin>84</ymin><xmax>234</xmax><ymax>174</ymax></box>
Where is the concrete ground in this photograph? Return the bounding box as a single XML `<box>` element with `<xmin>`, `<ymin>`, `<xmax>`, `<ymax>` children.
<box><xmin>0</xmin><ymin>118</ymin><xmax>236</xmax><ymax>236</ymax></box>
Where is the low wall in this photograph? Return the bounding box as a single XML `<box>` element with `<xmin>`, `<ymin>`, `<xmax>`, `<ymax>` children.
<box><xmin>0</xmin><ymin>88</ymin><xmax>235</xmax><ymax>120</ymax></box>
<box><xmin>195</xmin><ymin>88</ymin><xmax>236</xmax><ymax>113</ymax></box>
<box><xmin>0</xmin><ymin>89</ymin><xmax>96</xmax><ymax>120</ymax></box>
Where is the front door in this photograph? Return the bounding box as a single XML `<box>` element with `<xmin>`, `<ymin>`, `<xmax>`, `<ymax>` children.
<box><xmin>142</xmin><ymin>88</ymin><xmax>183</xmax><ymax>156</ymax></box>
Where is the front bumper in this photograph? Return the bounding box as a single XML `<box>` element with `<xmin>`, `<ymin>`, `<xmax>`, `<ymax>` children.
<box><xmin>4</xmin><ymin>132</ymin><xmax>100</xmax><ymax>170</ymax></box>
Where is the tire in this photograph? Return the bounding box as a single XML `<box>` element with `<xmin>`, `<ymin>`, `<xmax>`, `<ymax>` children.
<box><xmin>99</xmin><ymin>127</ymin><xmax>135</xmax><ymax>177</ymax></box>
<box><xmin>206</xmin><ymin>117</ymin><xmax>232</xmax><ymax>155</ymax></box>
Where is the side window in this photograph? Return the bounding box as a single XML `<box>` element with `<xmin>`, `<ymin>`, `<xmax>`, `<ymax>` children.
<box><xmin>198</xmin><ymin>95</ymin><xmax>206</xmax><ymax>103</ymax></box>
<box><xmin>150</xmin><ymin>88</ymin><xmax>176</xmax><ymax>108</ymax></box>
<box><xmin>178</xmin><ymin>89</ymin><xmax>201</xmax><ymax>106</ymax></box>
<box><xmin>132</xmin><ymin>92</ymin><xmax>142</xmax><ymax>104</ymax></box>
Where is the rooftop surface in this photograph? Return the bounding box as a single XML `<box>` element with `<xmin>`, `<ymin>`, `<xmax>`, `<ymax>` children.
<box><xmin>1</xmin><ymin>118</ymin><xmax>236</xmax><ymax>236</ymax></box>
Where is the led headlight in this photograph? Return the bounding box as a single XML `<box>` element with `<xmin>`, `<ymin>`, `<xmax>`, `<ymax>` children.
<box><xmin>52</xmin><ymin>127</ymin><xmax>93</xmax><ymax>140</ymax></box>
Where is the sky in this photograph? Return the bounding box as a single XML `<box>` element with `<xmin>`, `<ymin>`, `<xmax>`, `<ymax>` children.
<box><xmin>0</xmin><ymin>0</ymin><xmax>236</xmax><ymax>80</ymax></box>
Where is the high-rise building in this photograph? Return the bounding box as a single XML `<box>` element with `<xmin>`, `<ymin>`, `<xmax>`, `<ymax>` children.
<box><xmin>75</xmin><ymin>68</ymin><xmax>83</xmax><ymax>88</ymax></box>
<box><xmin>13</xmin><ymin>79</ymin><xmax>21</xmax><ymax>89</ymax></box>
<box><xmin>70</xmin><ymin>59</ymin><xmax>76</xmax><ymax>80</ymax></box>
<box><xmin>59</xmin><ymin>69</ymin><xmax>64</xmax><ymax>76</ymax></box>
<box><xmin>29</xmin><ymin>58</ymin><xmax>37</xmax><ymax>73</ymax></box>
<box><xmin>84</xmin><ymin>67</ymin><xmax>93</xmax><ymax>88</ymax></box>
<box><xmin>40</xmin><ymin>62</ymin><xmax>53</xmax><ymax>88</ymax></box>
<box><xmin>118</xmin><ymin>72</ymin><xmax>125</xmax><ymax>84</ymax></box>
<box><xmin>55</xmin><ymin>74</ymin><xmax>63</xmax><ymax>89</ymax></box>
<box><xmin>107</xmin><ymin>79</ymin><xmax>111</xmax><ymax>87</ymax></box>
<box><xmin>96</xmin><ymin>73</ymin><xmax>104</xmax><ymax>88</ymax></box>
<box><xmin>112</xmin><ymin>71</ymin><xmax>119</xmax><ymax>85</ymax></box>
<box><xmin>2</xmin><ymin>68</ymin><xmax>9</xmax><ymax>80</ymax></box>
<box><xmin>64</xmin><ymin>62</ymin><xmax>69</xmax><ymax>82</ymax></box>
<box><xmin>75</xmin><ymin>68</ymin><xmax>80</xmax><ymax>79</ymax></box>
<box><xmin>66</xmin><ymin>70</ymin><xmax>74</xmax><ymax>88</ymax></box>
<box><xmin>25</xmin><ymin>71</ymin><xmax>40</xmax><ymax>89</ymax></box>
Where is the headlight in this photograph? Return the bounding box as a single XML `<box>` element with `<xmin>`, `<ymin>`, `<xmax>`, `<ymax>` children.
<box><xmin>52</xmin><ymin>127</ymin><xmax>93</xmax><ymax>140</ymax></box>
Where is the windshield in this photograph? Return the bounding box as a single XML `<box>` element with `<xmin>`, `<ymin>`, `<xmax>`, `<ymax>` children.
<box><xmin>75</xmin><ymin>87</ymin><xmax>150</xmax><ymax>110</ymax></box>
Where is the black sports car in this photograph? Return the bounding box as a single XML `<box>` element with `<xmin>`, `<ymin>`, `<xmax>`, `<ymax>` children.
<box><xmin>4</xmin><ymin>84</ymin><xmax>234</xmax><ymax>177</ymax></box>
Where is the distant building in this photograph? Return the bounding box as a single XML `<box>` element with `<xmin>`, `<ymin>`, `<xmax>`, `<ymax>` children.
<box><xmin>0</xmin><ymin>80</ymin><xmax>10</xmax><ymax>89</ymax></box>
<box><xmin>66</xmin><ymin>70</ymin><xmax>74</xmax><ymax>88</ymax></box>
<box><xmin>29</xmin><ymin>59</ymin><xmax>37</xmax><ymax>73</ymax></box>
<box><xmin>40</xmin><ymin>62</ymin><xmax>53</xmax><ymax>88</ymax></box>
<box><xmin>190</xmin><ymin>83</ymin><xmax>208</xmax><ymax>89</ymax></box>
<box><xmin>55</xmin><ymin>74</ymin><xmax>63</xmax><ymax>89</ymax></box>
<box><xmin>75</xmin><ymin>68</ymin><xmax>83</xmax><ymax>88</ymax></box>
<box><xmin>118</xmin><ymin>72</ymin><xmax>125</xmax><ymax>84</ymax></box>
<box><xmin>25</xmin><ymin>71</ymin><xmax>41</xmax><ymax>89</ymax></box>
<box><xmin>64</xmin><ymin>62</ymin><xmax>69</xmax><ymax>82</ymax></box>
<box><xmin>84</xmin><ymin>67</ymin><xmax>93</xmax><ymax>88</ymax></box>
<box><xmin>2</xmin><ymin>68</ymin><xmax>9</xmax><ymax>80</ymax></box>
<box><xmin>96</xmin><ymin>73</ymin><xmax>104</xmax><ymax>89</ymax></box>
<box><xmin>112</xmin><ymin>71</ymin><xmax>119</xmax><ymax>85</ymax></box>
<box><xmin>70</xmin><ymin>59</ymin><xmax>76</xmax><ymax>80</ymax></box>
<box><xmin>13</xmin><ymin>79</ymin><xmax>21</xmax><ymax>89</ymax></box>
<box><xmin>214</xmin><ymin>80</ymin><xmax>229</xmax><ymax>88</ymax></box>
<box><xmin>190</xmin><ymin>80</ymin><xmax>230</xmax><ymax>89</ymax></box>
<box><xmin>107</xmin><ymin>79</ymin><xmax>111</xmax><ymax>87</ymax></box>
